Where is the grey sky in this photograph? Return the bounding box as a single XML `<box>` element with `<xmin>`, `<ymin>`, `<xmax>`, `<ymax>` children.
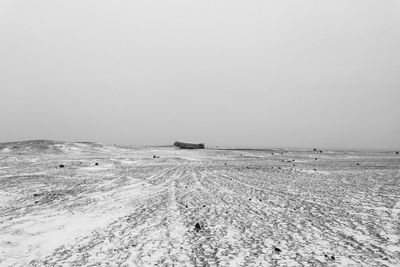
<box><xmin>1</xmin><ymin>1</ymin><xmax>399</xmax><ymax>149</ymax></box>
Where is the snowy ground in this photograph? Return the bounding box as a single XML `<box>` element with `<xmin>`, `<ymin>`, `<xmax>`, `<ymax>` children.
<box><xmin>0</xmin><ymin>141</ymin><xmax>399</xmax><ymax>266</ymax></box>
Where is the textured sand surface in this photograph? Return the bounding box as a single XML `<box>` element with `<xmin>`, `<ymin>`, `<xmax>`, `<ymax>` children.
<box><xmin>0</xmin><ymin>141</ymin><xmax>399</xmax><ymax>266</ymax></box>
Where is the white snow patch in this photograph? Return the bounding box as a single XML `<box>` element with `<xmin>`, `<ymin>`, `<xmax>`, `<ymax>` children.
<box><xmin>1</xmin><ymin>148</ymin><xmax>11</xmax><ymax>153</ymax></box>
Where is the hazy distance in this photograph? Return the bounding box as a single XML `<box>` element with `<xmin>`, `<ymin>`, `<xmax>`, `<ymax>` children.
<box><xmin>1</xmin><ymin>1</ymin><xmax>399</xmax><ymax>150</ymax></box>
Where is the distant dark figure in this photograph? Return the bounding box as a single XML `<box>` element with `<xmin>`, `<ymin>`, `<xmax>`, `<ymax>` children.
<box><xmin>396</xmin><ymin>152</ymin><xmax>399</xmax><ymax>155</ymax></box>
<box><xmin>313</xmin><ymin>168</ymin><xmax>317</xmax><ymax>171</ymax></box>
<box><xmin>194</xmin><ymin>223</ymin><xmax>202</xmax><ymax>232</ymax></box>
<box><xmin>356</xmin><ymin>163</ymin><xmax>360</xmax><ymax>166</ymax></box>
<box><xmin>271</xmin><ymin>153</ymin><xmax>274</xmax><ymax>155</ymax></box>
<box><xmin>313</xmin><ymin>148</ymin><xmax>317</xmax><ymax>152</ymax></box>
<box><xmin>320</xmin><ymin>150</ymin><xmax>323</xmax><ymax>153</ymax></box>
<box><xmin>59</xmin><ymin>164</ymin><xmax>64</xmax><ymax>168</ymax></box>
<box><xmin>274</xmin><ymin>247</ymin><xmax>282</xmax><ymax>253</ymax></box>
<box><xmin>95</xmin><ymin>163</ymin><xmax>99</xmax><ymax>166</ymax></box>
<box><xmin>315</xmin><ymin>158</ymin><xmax>317</xmax><ymax>160</ymax></box>
<box><xmin>153</xmin><ymin>155</ymin><xmax>157</xmax><ymax>159</ymax></box>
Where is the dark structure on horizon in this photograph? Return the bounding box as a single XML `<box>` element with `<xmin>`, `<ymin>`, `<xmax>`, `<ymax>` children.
<box><xmin>174</xmin><ymin>141</ymin><xmax>205</xmax><ymax>149</ymax></box>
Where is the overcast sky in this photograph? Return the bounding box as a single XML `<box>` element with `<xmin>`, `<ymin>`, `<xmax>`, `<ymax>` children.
<box><xmin>1</xmin><ymin>1</ymin><xmax>399</xmax><ymax>149</ymax></box>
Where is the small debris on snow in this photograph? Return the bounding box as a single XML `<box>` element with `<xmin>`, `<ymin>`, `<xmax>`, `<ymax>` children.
<box><xmin>194</xmin><ymin>223</ymin><xmax>202</xmax><ymax>232</ymax></box>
